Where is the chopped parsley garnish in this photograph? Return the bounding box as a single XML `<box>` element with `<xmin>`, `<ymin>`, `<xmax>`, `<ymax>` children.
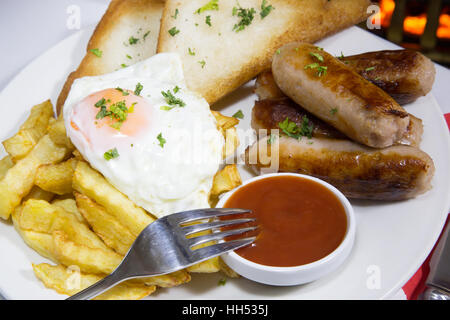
<box><xmin>126</xmin><ymin>54</ymin><xmax>132</xmax><ymax>59</ymax></box>
<box><xmin>218</xmin><ymin>278</ymin><xmax>227</xmax><ymax>286</ymax></box>
<box><xmin>232</xmin><ymin>110</ymin><xmax>244</xmax><ymax>119</ymax></box>
<box><xmin>304</xmin><ymin>63</ymin><xmax>320</xmax><ymax>70</ymax></box>
<box><xmin>195</xmin><ymin>0</ymin><xmax>219</xmax><ymax>14</ymax></box>
<box><xmin>134</xmin><ymin>83</ymin><xmax>143</xmax><ymax>96</ymax></box>
<box><xmin>121</xmin><ymin>64</ymin><xmax>127</xmax><ymax>68</ymax></box>
<box><xmin>104</xmin><ymin>148</ymin><xmax>119</xmax><ymax>161</ymax></box>
<box><xmin>172</xmin><ymin>8</ymin><xmax>179</xmax><ymax>19</ymax></box>
<box><xmin>188</xmin><ymin>47</ymin><xmax>196</xmax><ymax>56</ymax></box>
<box><xmin>309</xmin><ymin>52</ymin><xmax>324</xmax><ymax>62</ymax></box>
<box><xmin>161</xmin><ymin>88</ymin><xmax>185</xmax><ymax>107</ymax></box>
<box><xmin>89</xmin><ymin>48</ymin><xmax>102</xmax><ymax>57</ymax></box>
<box><xmin>160</xmin><ymin>106</ymin><xmax>175</xmax><ymax>111</ymax></box>
<box><xmin>173</xmin><ymin>86</ymin><xmax>180</xmax><ymax>93</ymax></box>
<box><xmin>330</xmin><ymin>108</ymin><xmax>338</xmax><ymax>115</ymax></box>
<box><xmin>206</xmin><ymin>15</ymin><xmax>212</xmax><ymax>26</ymax></box>
<box><xmin>304</xmin><ymin>63</ymin><xmax>327</xmax><ymax>77</ymax></box>
<box><xmin>94</xmin><ymin>98</ymin><xmax>133</xmax><ymax>131</ymax></box>
<box><xmin>316</xmin><ymin>66</ymin><xmax>328</xmax><ymax>77</ymax></box>
<box><xmin>157</xmin><ymin>133</ymin><xmax>166</xmax><ymax>148</ymax></box>
<box><xmin>198</xmin><ymin>60</ymin><xmax>206</xmax><ymax>68</ymax></box>
<box><xmin>232</xmin><ymin>6</ymin><xmax>256</xmax><ymax>32</ymax></box>
<box><xmin>143</xmin><ymin>31</ymin><xmax>150</xmax><ymax>39</ymax></box>
<box><xmin>278</xmin><ymin>116</ymin><xmax>313</xmax><ymax>139</ymax></box>
<box><xmin>276</xmin><ymin>49</ymin><xmax>281</xmax><ymax>55</ymax></box>
<box><xmin>115</xmin><ymin>87</ymin><xmax>129</xmax><ymax>96</ymax></box>
<box><xmin>260</xmin><ymin>0</ymin><xmax>274</xmax><ymax>19</ymax></box>
<box><xmin>128</xmin><ymin>36</ymin><xmax>139</xmax><ymax>45</ymax></box>
<box><xmin>365</xmin><ymin>66</ymin><xmax>375</xmax><ymax>72</ymax></box>
<box><xmin>168</xmin><ymin>27</ymin><xmax>180</xmax><ymax>36</ymax></box>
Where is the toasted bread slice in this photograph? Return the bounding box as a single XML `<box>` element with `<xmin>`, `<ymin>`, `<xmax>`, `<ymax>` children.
<box><xmin>56</xmin><ymin>0</ymin><xmax>165</xmax><ymax>114</ymax></box>
<box><xmin>157</xmin><ymin>0</ymin><xmax>371</xmax><ymax>105</ymax></box>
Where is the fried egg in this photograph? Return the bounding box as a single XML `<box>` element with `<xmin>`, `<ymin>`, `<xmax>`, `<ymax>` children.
<box><xmin>64</xmin><ymin>53</ymin><xmax>224</xmax><ymax>218</ymax></box>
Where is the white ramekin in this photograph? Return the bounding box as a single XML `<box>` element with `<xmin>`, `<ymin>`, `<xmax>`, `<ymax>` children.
<box><xmin>218</xmin><ymin>172</ymin><xmax>356</xmax><ymax>286</ymax></box>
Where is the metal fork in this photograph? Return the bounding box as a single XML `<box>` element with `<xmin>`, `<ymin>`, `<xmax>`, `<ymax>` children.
<box><xmin>67</xmin><ymin>208</ymin><xmax>256</xmax><ymax>300</ymax></box>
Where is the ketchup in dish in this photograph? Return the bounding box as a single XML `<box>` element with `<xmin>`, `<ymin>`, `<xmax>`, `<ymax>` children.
<box><xmin>223</xmin><ymin>175</ymin><xmax>347</xmax><ymax>267</ymax></box>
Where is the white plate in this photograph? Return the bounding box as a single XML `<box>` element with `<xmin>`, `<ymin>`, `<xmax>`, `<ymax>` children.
<box><xmin>0</xmin><ymin>26</ymin><xmax>449</xmax><ymax>300</ymax></box>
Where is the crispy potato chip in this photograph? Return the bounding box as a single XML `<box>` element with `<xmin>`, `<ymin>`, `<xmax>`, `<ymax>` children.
<box><xmin>0</xmin><ymin>155</ymin><xmax>14</xmax><ymax>180</ymax></box>
<box><xmin>52</xmin><ymin>198</ymin><xmax>87</xmax><ymax>226</ymax></box>
<box><xmin>2</xmin><ymin>100</ymin><xmax>54</xmax><ymax>161</ymax></box>
<box><xmin>19</xmin><ymin>199</ymin><xmax>108</xmax><ymax>250</ymax></box>
<box><xmin>0</xmin><ymin>135</ymin><xmax>68</xmax><ymax>220</ymax></box>
<box><xmin>75</xmin><ymin>192</ymin><xmax>134</xmax><ymax>255</ymax></box>
<box><xmin>73</xmin><ymin>161</ymin><xmax>154</xmax><ymax>236</ymax></box>
<box><xmin>139</xmin><ymin>270</ymin><xmax>191</xmax><ymax>288</ymax></box>
<box><xmin>35</xmin><ymin>158</ymin><xmax>77</xmax><ymax>195</ymax></box>
<box><xmin>33</xmin><ymin>263</ymin><xmax>155</xmax><ymax>300</ymax></box>
<box><xmin>210</xmin><ymin>165</ymin><xmax>242</xmax><ymax>200</ymax></box>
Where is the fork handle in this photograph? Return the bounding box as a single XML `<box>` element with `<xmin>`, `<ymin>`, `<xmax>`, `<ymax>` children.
<box><xmin>66</xmin><ymin>272</ymin><xmax>125</xmax><ymax>300</ymax></box>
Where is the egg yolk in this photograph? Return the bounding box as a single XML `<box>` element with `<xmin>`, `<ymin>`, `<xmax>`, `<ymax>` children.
<box><xmin>70</xmin><ymin>88</ymin><xmax>152</xmax><ymax>148</ymax></box>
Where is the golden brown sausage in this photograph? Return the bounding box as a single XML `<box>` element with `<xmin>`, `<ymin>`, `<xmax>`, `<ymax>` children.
<box><xmin>251</xmin><ymin>98</ymin><xmax>423</xmax><ymax>147</ymax></box>
<box><xmin>272</xmin><ymin>43</ymin><xmax>410</xmax><ymax>148</ymax></box>
<box><xmin>245</xmin><ymin>135</ymin><xmax>435</xmax><ymax>201</ymax></box>
<box><xmin>340</xmin><ymin>49</ymin><xmax>435</xmax><ymax>105</ymax></box>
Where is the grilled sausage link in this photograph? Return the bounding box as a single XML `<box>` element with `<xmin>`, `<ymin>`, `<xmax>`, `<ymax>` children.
<box><xmin>272</xmin><ymin>43</ymin><xmax>410</xmax><ymax>148</ymax></box>
<box><xmin>340</xmin><ymin>49</ymin><xmax>435</xmax><ymax>105</ymax></box>
<box><xmin>256</xmin><ymin>49</ymin><xmax>435</xmax><ymax>105</ymax></box>
<box><xmin>244</xmin><ymin>135</ymin><xmax>435</xmax><ymax>201</ymax></box>
<box><xmin>252</xmin><ymin>98</ymin><xmax>423</xmax><ymax>147</ymax></box>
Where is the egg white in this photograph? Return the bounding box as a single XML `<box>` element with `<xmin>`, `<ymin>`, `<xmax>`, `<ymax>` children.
<box><xmin>64</xmin><ymin>53</ymin><xmax>224</xmax><ymax>218</ymax></box>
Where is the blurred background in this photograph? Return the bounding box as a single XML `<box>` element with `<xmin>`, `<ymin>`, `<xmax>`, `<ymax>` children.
<box><xmin>360</xmin><ymin>0</ymin><xmax>450</xmax><ymax>67</ymax></box>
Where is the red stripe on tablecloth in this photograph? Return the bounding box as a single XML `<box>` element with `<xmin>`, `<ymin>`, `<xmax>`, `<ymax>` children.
<box><xmin>402</xmin><ymin>113</ymin><xmax>450</xmax><ymax>300</ymax></box>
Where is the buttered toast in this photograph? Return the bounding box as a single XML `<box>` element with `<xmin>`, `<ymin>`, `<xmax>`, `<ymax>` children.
<box><xmin>157</xmin><ymin>0</ymin><xmax>371</xmax><ymax>105</ymax></box>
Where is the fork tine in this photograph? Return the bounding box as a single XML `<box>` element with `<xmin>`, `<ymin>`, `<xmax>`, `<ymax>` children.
<box><xmin>191</xmin><ymin>238</ymin><xmax>256</xmax><ymax>262</ymax></box>
<box><xmin>182</xmin><ymin>218</ymin><xmax>256</xmax><ymax>236</ymax></box>
<box><xmin>169</xmin><ymin>208</ymin><xmax>251</xmax><ymax>224</ymax></box>
<box><xmin>189</xmin><ymin>226</ymin><xmax>258</xmax><ymax>248</ymax></box>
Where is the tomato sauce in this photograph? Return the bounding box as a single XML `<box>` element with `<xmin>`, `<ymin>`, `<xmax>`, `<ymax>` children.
<box><xmin>223</xmin><ymin>175</ymin><xmax>347</xmax><ymax>267</ymax></box>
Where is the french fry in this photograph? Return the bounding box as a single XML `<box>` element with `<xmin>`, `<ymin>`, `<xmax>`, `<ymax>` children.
<box><xmin>47</xmin><ymin>115</ymin><xmax>75</xmax><ymax>150</ymax></box>
<box><xmin>219</xmin><ymin>257</ymin><xmax>240</xmax><ymax>278</ymax></box>
<box><xmin>2</xmin><ymin>100</ymin><xmax>54</xmax><ymax>161</ymax></box>
<box><xmin>184</xmin><ymin>221</ymin><xmax>220</xmax><ymax>274</ymax></box>
<box><xmin>33</xmin><ymin>263</ymin><xmax>155</xmax><ymax>300</ymax></box>
<box><xmin>72</xmin><ymin>161</ymin><xmax>154</xmax><ymax>236</ymax></box>
<box><xmin>212</xmin><ymin>111</ymin><xmax>239</xmax><ymax>130</ymax></box>
<box><xmin>19</xmin><ymin>199</ymin><xmax>108</xmax><ymax>250</ymax></box>
<box><xmin>210</xmin><ymin>165</ymin><xmax>242</xmax><ymax>200</ymax></box>
<box><xmin>223</xmin><ymin>127</ymin><xmax>239</xmax><ymax>159</ymax></box>
<box><xmin>75</xmin><ymin>193</ymin><xmax>134</xmax><ymax>255</ymax></box>
<box><xmin>52</xmin><ymin>230</ymin><xmax>190</xmax><ymax>287</ymax></box>
<box><xmin>0</xmin><ymin>135</ymin><xmax>67</xmax><ymax>220</ymax></box>
<box><xmin>0</xmin><ymin>155</ymin><xmax>14</xmax><ymax>180</ymax></box>
<box><xmin>11</xmin><ymin>206</ymin><xmax>56</xmax><ymax>261</ymax></box>
<box><xmin>52</xmin><ymin>231</ymin><xmax>122</xmax><ymax>274</ymax></box>
<box><xmin>52</xmin><ymin>198</ymin><xmax>87</xmax><ymax>226</ymax></box>
<box><xmin>23</xmin><ymin>186</ymin><xmax>55</xmax><ymax>202</ymax></box>
<box><xmin>35</xmin><ymin>158</ymin><xmax>77</xmax><ymax>195</ymax></box>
